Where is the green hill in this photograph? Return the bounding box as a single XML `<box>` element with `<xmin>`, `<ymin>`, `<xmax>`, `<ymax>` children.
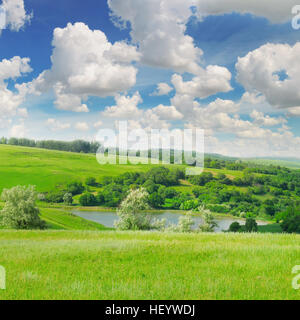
<box><xmin>0</xmin><ymin>144</ymin><xmax>244</xmax><ymax>193</ymax></box>
<box><xmin>0</xmin><ymin>144</ymin><xmax>155</xmax><ymax>192</ymax></box>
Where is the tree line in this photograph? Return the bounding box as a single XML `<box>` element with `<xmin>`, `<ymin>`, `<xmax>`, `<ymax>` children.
<box><xmin>0</xmin><ymin>137</ymin><xmax>100</xmax><ymax>154</ymax></box>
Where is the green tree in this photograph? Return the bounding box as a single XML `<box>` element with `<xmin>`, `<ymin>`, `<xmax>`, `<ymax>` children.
<box><xmin>67</xmin><ymin>181</ymin><xmax>85</xmax><ymax>195</ymax></box>
<box><xmin>1</xmin><ymin>186</ymin><xmax>45</xmax><ymax>230</ymax></box>
<box><xmin>229</xmin><ymin>222</ymin><xmax>241</xmax><ymax>232</ymax></box>
<box><xmin>245</xmin><ymin>218</ymin><xmax>258</xmax><ymax>232</ymax></box>
<box><xmin>63</xmin><ymin>193</ymin><xmax>73</xmax><ymax>205</ymax></box>
<box><xmin>85</xmin><ymin>177</ymin><xmax>97</xmax><ymax>187</ymax></box>
<box><xmin>79</xmin><ymin>193</ymin><xmax>97</xmax><ymax>206</ymax></box>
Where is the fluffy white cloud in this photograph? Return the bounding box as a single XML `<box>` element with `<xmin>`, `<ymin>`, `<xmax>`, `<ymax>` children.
<box><xmin>0</xmin><ymin>0</ymin><xmax>32</xmax><ymax>33</ymax></box>
<box><xmin>240</xmin><ymin>92</ymin><xmax>265</xmax><ymax>105</ymax></box>
<box><xmin>0</xmin><ymin>56</ymin><xmax>32</xmax><ymax>126</ymax></box>
<box><xmin>250</xmin><ymin>110</ymin><xmax>287</xmax><ymax>127</ymax></box>
<box><xmin>151</xmin><ymin>104</ymin><xmax>183</xmax><ymax>120</ymax></box>
<box><xmin>0</xmin><ymin>55</ymin><xmax>32</xmax><ymax>80</ymax></box>
<box><xmin>31</xmin><ymin>22</ymin><xmax>139</xmax><ymax>112</ymax></box>
<box><xmin>102</xmin><ymin>92</ymin><xmax>172</xmax><ymax>130</ymax></box>
<box><xmin>236</xmin><ymin>43</ymin><xmax>300</xmax><ymax>109</ymax></box>
<box><xmin>102</xmin><ymin>92</ymin><xmax>143</xmax><ymax>119</ymax></box>
<box><xmin>53</xmin><ymin>83</ymin><xmax>89</xmax><ymax>113</ymax></box>
<box><xmin>195</xmin><ymin>0</ymin><xmax>297</xmax><ymax>23</ymax></box>
<box><xmin>75</xmin><ymin>122</ymin><xmax>89</xmax><ymax>132</ymax></box>
<box><xmin>108</xmin><ymin>0</ymin><xmax>202</xmax><ymax>74</ymax></box>
<box><xmin>171</xmin><ymin>67</ymin><xmax>232</xmax><ymax>100</ymax></box>
<box><xmin>151</xmin><ymin>83</ymin><xmax>173</xmax><ymax>96</ymax></box>
<box><xmin>46</xmin><ymin>118</ymin><xmax>71</xmax><ymax>131</ymax></box>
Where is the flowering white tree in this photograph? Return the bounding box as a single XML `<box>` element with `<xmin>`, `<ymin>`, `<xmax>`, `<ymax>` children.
<box><xmin>1</xmin><ymin>185</ymin><xmax>45</xmax><ymax>230</ymax></box>
<box><xmin>115</xmin><ymin>188</ymin><xmax>154</xmax><ymax>231</ymax></box>
<box><xmin>198</xmin><ymin>206</ymin><xmax>218</xmax><ymax>232</ymax></box>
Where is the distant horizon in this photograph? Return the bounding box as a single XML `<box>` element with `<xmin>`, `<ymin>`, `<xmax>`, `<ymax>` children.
<box><xmin>2</xmin><ymin>136</ymin><xmax>300</xmax><ymax>163</ymax></box>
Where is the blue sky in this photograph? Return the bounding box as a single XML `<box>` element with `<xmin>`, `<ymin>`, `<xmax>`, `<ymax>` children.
<box><xmin>1</xmin><ymin>0</ymin><xmax>300</xmax><ymax>157</ymax></box>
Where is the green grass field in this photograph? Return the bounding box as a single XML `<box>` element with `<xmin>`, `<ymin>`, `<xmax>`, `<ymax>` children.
<box><xmin>0</xmin><ymin>144</ymin><xmax>157</xmax><ymax>192</ymax></box>
<box><xmin>0</xmin><ymin>144</ymin><xmax>248</xmax><ymax>193</ymax></box>
<box><xmin>1</xmin><ymin>144</ymin><xmax>299</xmax><ymax>300</ymax></box>
<box><xmin>0</xmin><ymin>231</ymin><xmax>299</xmax><ymax>300</ymax></box>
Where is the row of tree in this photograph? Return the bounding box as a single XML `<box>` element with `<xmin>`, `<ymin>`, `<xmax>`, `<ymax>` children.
<box><xmin>0</xmin><ymin>137</ymin><xmax>100</xmax><ymax>154</ymax></box>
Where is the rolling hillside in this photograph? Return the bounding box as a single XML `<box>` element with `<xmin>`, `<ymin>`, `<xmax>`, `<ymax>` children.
<box><xmin>0</xmin><ymin>144</ymin><xmax>245</xmax><ymax>192</ymax></box>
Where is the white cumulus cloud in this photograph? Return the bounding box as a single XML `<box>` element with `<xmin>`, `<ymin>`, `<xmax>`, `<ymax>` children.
<box><xmin>236</xmin><ymin>43</ymin><xmax>300</xmax><ymax>109</ymax></box>
<box><xmin>31</xmin><ymin>22</ymin><xmax>140</xmax><ymax>112</ymax></box>
<box><xmin>195</xmin><ymin>0</ymin><xmax>297</xmax><ymax>23</ymax></box>
<box><xmin>0</xmin><ymin>0</ymin><xmax>32</xmax><ymax>33</ymax></box>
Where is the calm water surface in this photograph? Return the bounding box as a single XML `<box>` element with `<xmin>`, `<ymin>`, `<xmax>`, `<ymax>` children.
<box><xmin>73</xmin><ymin>210</ymin><xmax>268</xmax><ymax>233</ymax></box>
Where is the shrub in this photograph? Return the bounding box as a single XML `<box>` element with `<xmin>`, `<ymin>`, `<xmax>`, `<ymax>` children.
<box><xmin>198</xmin><ymin>206</ymin><xmax>218</xmax><ymax>232</ymax></box>
<box><xmin>229</xmin><ymin>222</ymin><xmax>241</xmax><ymax>232</ymax></box>
<box><xmin>85</xmin><ymin>177</ymin><xmax>97</xmax><ymax>187</ymax></box>
<box><xmin>45</xmin><ymin>191</ymin><xmax>65</xmax><ymax>203</ymax></box>
<box><xmin>245</xmin><ymin>218</ymin><xmax>258</xmax><ymax>232</ymax></box>
<box><xmin>281</xmin><ymin>214</ymin><xmax>300</xmax><ymax>234</ymax></box>
<box><xmin>79</xmin><ymin>193</ymin><xmax>97</xmax><ymax>206</ymax></box>
<box><xmin>148</xmin><ymin>192</ymin><xmax>164</xmax><ymax>208</ymax></box>
<box><xmin>176</xmin><ymin>213</ymin><xmax>195</xmax><ymax>233</ymax></box>
<box><xmin>67</xmin><ymin>181</ymin><xmax>85</xmax><ymax>196</ymax></box>
<box><xmin>63</xmin><ymin>193</ymin><xmax>73</xmax><ymax>205</ymax></box>
<box><xmin>1</xmin><ymin>185</ymin><xmax>45</xmax><ymax>230</ymax></box>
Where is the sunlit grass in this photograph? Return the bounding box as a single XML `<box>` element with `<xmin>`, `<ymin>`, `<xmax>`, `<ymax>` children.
<box><xmin>0</xmin><ymin>231</ymin><xmax>299</xmax><ymax>300</ymax></box>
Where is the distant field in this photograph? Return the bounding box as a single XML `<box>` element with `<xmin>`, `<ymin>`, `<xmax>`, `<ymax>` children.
<box><xmin>247</xmin><ymin>158</ymin><xmax>300</xmax><ymax>170</ymax></box>
<box><xmin>0</xmin><ymin>144</ymin><xmax>243</xmax><ymax>193</ymax></box>
<box><xmin>0</xmin><ymin>145</ymin><xmax>155</xmax><ymax>192</ymax></box>
<box><xmin>0</xmin><ymin>231</ymin><xmax>299</xmax><ymax>300</ymax></box>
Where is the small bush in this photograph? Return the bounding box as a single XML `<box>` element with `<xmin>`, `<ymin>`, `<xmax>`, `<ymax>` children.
<box><xmin>79</xmin><ymin>193</ymin><xmax>97</xmax><ymax>206</ymax></box>
<box><xmin>45</xmin><ymin>191</ymin><xmax>65</xmax><ymax>203</ymax></box>
<box><xmin>229</xmin><ymin>222</ymin><xmax>241</xmax><ymax>232</ymax></box>
<box><xmin>245</xmin><ymin>218</ymin><xmax>258</xmax><ymax>232</ymax></box>
<box><xmin>67</xmin><ymin>181</ymin><xmax>85</xmax><ymax>196</ymax></box>
<box><xmin>63</xmin><ymin>193</ymin><xmax>73</xmax><ymax>205</ymax></box>
<box><xmin>85</xmin><ymin>177</ymin><xmax>97</xmax><ymax>187</ymax></box>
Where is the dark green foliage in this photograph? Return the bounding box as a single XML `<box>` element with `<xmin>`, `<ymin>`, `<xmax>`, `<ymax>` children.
<box><xmin>189</xmin><ymin>172</ymin><xmax>214</xmax><ymax>186</ymax></box>
<box><xmin>148</xmin><ymin>192</ymin><xmax>164</xmax><ymax>208</ymax></box>
<box><xmin>245</xmin><ymin>218</ymin><xmax>258</xmax><ymax>232</ymax></box>
<box><xmin>145</xmin><ymin>167</ymin><xmax>180</xmax><ymax>186</ymax></box>
<box><xmin>0</xmin><ymin>137</ymin><xmax>100</xmax><ymax>154</ymax></box>
<box><xmin>281</xmin><ymin>215</ymin><xmax>300</xmax><ymax>234</ymax></box>
<box><xmin>79</xmin><ymin>193</ymin><xmax>97</xmax><ymax>206</ymax></box>
<box><xmin>229</xmin><ymin>222</ymin><xmax>241</xmax><ymax>232</ymax></box>
<box><xmin>85</xmin><ymin>177</ymin><xmax>97</xmax><ymax>187</ymax></box>
<box><xmin>280</xmin><ymin>207</ymin><xmax>300</xmax><ymax>234</ymax></box>
<box><xmin>67</xmin><ymin>181</ymin><xmax>85</xmax><ymax>196</ymax></box>
<box><xmin>45</xmin><ymin>191</ymin><xmax>65</xmax><ymax>203</ymax></box>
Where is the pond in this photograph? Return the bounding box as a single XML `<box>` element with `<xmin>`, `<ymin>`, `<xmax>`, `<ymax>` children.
<box><xmin>73</xmin><ymin>210</ymin><xmax>268</xmax><ymax>233</ymax></box>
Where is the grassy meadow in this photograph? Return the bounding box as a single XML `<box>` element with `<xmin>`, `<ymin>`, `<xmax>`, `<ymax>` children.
<box><xmin>0</xmin><ymin>144</ymin><xmax>154</xmax><ymax>193</ymax></box>
<box><xmin>0</xmin><ymin>231</ymin><xmax>299</xmax><ymax>300</ymax></box>
<box><xmin>0</xmin><ymin>144</ymin><xmax>300</xmax><ymax>300</ymax></box>
<box><xmin>0</xmin><ymin>144</ymin><xmax>247</xmax><ymax>193</ymax></box>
